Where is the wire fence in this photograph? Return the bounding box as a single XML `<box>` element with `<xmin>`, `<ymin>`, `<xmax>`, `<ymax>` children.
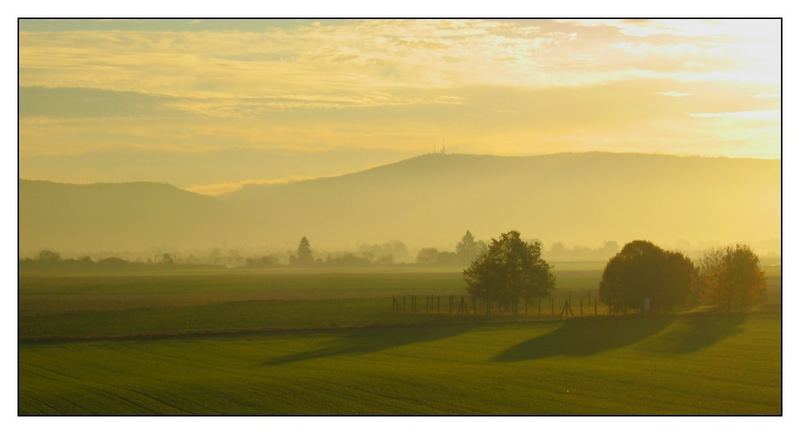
<box><xmin>391</xmin><ymin>293</ymin><xmax>612</xmax><ymax>318</ymax></box>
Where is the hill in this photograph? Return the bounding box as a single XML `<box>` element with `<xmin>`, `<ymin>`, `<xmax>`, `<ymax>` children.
<box><xmin>221</xmin><ymin>152</ymin><xmax>780</xmax><ymax>250</ymax></box>
<box><xmin>19</xmin><ymin>179</ymin><xmax>243</xmax><ymax>252</ymax></box>
<box><xmin>19</xmin><ymin>153</ymin><xmax>780</xmax><ymax>253</ymax></box>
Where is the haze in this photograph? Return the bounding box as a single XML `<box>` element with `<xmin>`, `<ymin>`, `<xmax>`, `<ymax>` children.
<box><xmin>20</xmin><ymin>19</ymin><xmax>779</xmax><ymax>191</ymax></box>
<box><xmin>18</xmin><ymin>19</ymin><xmax>780</xmax><ymax>255</ymax></box>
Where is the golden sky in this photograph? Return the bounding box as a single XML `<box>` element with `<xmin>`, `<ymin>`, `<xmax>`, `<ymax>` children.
<box><xmin>19</xmin><ymin>19</ymin><xmax>781</xmax><ymax>194</ymax></box>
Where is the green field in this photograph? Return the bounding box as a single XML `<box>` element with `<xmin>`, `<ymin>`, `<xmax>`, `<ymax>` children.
<box><xmin>19</xmin><ymin>266</ymin><xmax>781</xmax><ymax>415</ymax></box>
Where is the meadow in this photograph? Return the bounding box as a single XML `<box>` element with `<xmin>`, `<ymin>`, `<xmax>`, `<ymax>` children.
<box><xmin>19</xmin><ymin>265</ymin><xmax>781</xmax><ymax>415</ymax></box>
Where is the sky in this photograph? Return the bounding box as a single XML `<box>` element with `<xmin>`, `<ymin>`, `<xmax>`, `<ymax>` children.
<box><xmin>19</xmin><ymin>19</ymin><xmax>781</xmax><ymax>195</ymax></box>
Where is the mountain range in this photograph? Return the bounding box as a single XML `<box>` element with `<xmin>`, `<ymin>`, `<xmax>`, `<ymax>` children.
<box><xmin>19</xmin><ymin>152</ymin><xmax>780</xmax><ymax>254</ymax></box>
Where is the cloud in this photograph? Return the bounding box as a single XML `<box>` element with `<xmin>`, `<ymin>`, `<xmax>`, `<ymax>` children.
<box><xmin>20</xmin><ymin>86</ymin><xmax>181</xmax><ymax>118</ymax></box>
<box><xmin>20</xmin><ymin>19</ymin><xmax>780</xmax><ymax>101</ymax></box>
<box><xmin>690</xmin><ymin>110</ymin><xmax>780</xmax><ymax>120</ymax></box>
<box><xmin>20</xmin><ymin>79</ymin><xmax>780</xmax><ymax>161</ymax></box>
<box><xmin>18</xmin><ymin>19</ymin><xmax>781</xmax><ymax>185</ymax></box>
<box><xmin>185</xmin><ymin>176</ymin><xmax>319</xmax><ymax>196</ymax></box>
<box><xmin>659</xmin><ymin>91</ymin><xmax>692</xmax><ymax>97</ymax></box>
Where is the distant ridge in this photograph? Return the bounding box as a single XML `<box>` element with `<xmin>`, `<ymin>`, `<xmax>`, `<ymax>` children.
<box><xmin>20</xmin><ymin>152</ymin><xmax>780</xmax><ymax>252</ymax></box>
<box><xmin>20</xmin><ymin>178</ymin><xmax>241</xmax><ymax>251</ymax></box>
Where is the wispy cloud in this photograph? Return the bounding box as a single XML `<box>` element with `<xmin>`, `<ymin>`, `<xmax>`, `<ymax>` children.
<box><xmin>659</xmin><ymin>91</ymin><xmax>692</xmax><ymax>97</ymax></box>
<box><xmin>690</xmin><ymin>110</ymin><xmax>780</xmax><ymax>120</ymax></box>
<box><xmin>19</xmin><ymin>19</ymin><xmax>781</xmax><ymax>185</ymax></box>
<box><xmin>186</xmin><ymin>176</ymin><xmax>319</xmax><ymax>196</ymax></box>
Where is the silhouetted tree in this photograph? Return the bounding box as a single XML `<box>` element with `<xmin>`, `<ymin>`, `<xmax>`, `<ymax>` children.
<box><xmin>159</xmin><ymin>253</ymin><xmax>174</xmax><ymax>265</ymax></box>
<box><xmin>208</xmin><ymin>247</ymin><xmax>224</xmax><ymax>265</ymax></box>
<box><xmin>323</xmin><ymin>252</ymin><xmax>371</xmax><ymax>267</ymax></box>
<box><xmin>464</xmin><ymin>230</ymin><xmax>555</xmax><ymax>309</ymax></box>
<box><xmin>547</xmin><ymin>240</ymin><xmax>620</xmax><ymax>260</ymax></box>
<box><xmin>456</xmin><ymin>230</ymin><xmax>487</xmax><ymax>264</ymax></box>
<box><xmin>416</xmin><ymin>248</ymin><xmax>441</xmax><ymax>265</ymax></box>
<box><xmin>290</xmin><ymin>236</ymin><xmax>314</xmax><ymax>266</ymax></box>
<box><xmin>374</xmin><ymin>254</ymin><xmax>394</xmax><ymax>266</ymax></box>
<box><xmin>359</xmin><ymin>241</ymin><xmax>409</xmax><ymax>262</ymax></box>
<box><xmin>36</xmin><ymin>249</ymin><xmax>61</xmax><ymax>262</ymax></box>
<box><xmin>599</xmin><ymin>240</ymin><xmax>620</xmax><ymax>257</ymax></box>
<box><xmin>697</xmin><ymin>244</ymin><xmax>766</xmax><ymax>311</ymax></box>
<box><xmin>246</xmin><ymin>256</ymin><xmax>279</xmax><ymax>268</ymax></box>
<box><xmin>599</xmin><ymin>240</ymin><xmax>693</xmax><ymax>314</ymax></box>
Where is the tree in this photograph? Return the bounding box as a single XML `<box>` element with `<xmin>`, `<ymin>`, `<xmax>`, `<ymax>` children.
<box><xmin>456</xmin><ymin>230</ymin><xmax>488</xmax><ymax>264</ymax></box>
<box><xmin>36</xmin><ymin>249</ymin><xmax>61</xmax><ymax>262</ymax></box>
<box><xmin>599</xmin><ymin>240</ymin><xmax>693</xmax><ymax>314</ymax></box>
<box><xmin>290</xmin><ymin>236</ymin><xmax>314</xmax><ymax>266</ymax></box>
<box><xmin>463</xmin><ymin>230</ymin><xmax>555</xmax><ymax>310</ymax></box>
<box><xmin>697</xmin><ymin>244</ymin><xmax>766</xmax><ymax>311</ymax></box>
<box><xmin>416</xmin><ymin>248</ymin><xmax>441</xmax><ymax>265</ymax></box>
<box><xmin>208</xmin><ymin>247</ymin><xmax>223</xmax><ymax>265</ymax></box>
<box><xmin>599</xmin><ymin>241</ymin><xmax>620</xmax><ymax>257</ymax></box>
<box><xmin>456</xmin><ymin>230</ymin><xmax>477</xmax><ymax>260</ymax></box>
<box><xmin>246</xmin><ymin>256</ymin><xmax>278</xmax><ymax>268</ymax></box>
<box><xmin>374</xmin><ymin>254</ymin><xmax>394</xmax><ymax>266</ymax></box>
<box><xmin>360</xmin><ymin>240</ymin><xmax>409</xmax><ymax>262</ymax></box>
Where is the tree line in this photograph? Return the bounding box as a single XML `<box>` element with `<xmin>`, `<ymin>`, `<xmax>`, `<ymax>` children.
<box><xmin>22</xmin><ymin>231</ymin><xmax>770</xmax><ymax>312</ymax></box>
<box><xmin>464</xmin><ymin>231</ymin><xmax>767</xmax><ymax>313</ymax></box>
<box><xmin>287</xmin><ymin>231</ymin><xmax>488</xmax><ymax>267</ymax></box>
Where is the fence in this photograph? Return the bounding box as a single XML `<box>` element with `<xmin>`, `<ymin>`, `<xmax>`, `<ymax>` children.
<box><xmin>391</xmin><ymin>292</ymin><xmax>611</xmax><ymax>318</ymax></box>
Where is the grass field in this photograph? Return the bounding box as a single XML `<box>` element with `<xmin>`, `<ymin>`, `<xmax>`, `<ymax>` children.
<box><xmin>20</xmin><ymin>314</ymin><xmax>779</xmax><ymax>415</ymax></box>
<box><xmin>19</xmin><ymin>266</ymin><xmax>781</xmax><ymax>415</ymax></box>
<box><xmin>19</xmin><ymin>266</ymin><xmax>614</xmax><ymax>341</ymax></box>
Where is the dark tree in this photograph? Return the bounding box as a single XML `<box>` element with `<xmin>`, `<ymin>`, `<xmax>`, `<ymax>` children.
<box><xmin>599</xmin><ymin>240</ymin><xmax>693</xmax><ymax>313</ymax></box>
<box><xmin>456</xmin><ymin>230</ymin><xmax>478</xmax><ymax>260</ymax></box>
<box><xmin>697</xmin><ymin>244</ymin><xmax>766</xmax><ymax>311</ymax></box>
<box><xmin>416</xmin><ymin>247</ymin><xmax>441</xmax><ymax>265</ymax></box>
<box><xmin>291</xmin><ymin>236</ymin><xmax>314</xmax><ymax>266</ymax></box>
<box><xmin>36</xmin><ymin>249</ymin><xmax>61</xmax><ymax>262</ymax></box>
<box><xmin>456</xmin><ymin>230</ymin><xmax>487</xmax><ymax>264</ymax></box>
<box><xmin>463</xmin><ymin>230</ymin><xmax>555</xmax><ymax>309</ymax></box>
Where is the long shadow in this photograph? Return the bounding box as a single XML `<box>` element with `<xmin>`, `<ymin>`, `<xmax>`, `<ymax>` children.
<box><xmin>642</xmin><ymin>313</ymin><xmax>746</xmax><ymax>354</ymax></box>
<box><xmin>266</xmin><ymin>323</ymin><xmax>477</xmax><ymax>365</ymax></box>
<box><xmin>494</xmin><ymin>316</ymin><xmax>673</xmax><ymax>362</ymax></box>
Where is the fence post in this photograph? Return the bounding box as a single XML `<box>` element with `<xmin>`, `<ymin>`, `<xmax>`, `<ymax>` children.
<box><xmin>402</xmin><ymin>295</ymin><xmax>406</xmax><ymax>312</ymax></box>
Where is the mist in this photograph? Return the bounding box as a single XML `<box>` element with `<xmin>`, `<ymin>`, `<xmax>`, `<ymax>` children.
<box><xmin>19</xmin><ymin>152</ymin><xmax>780</xmax><ymax>258</ymax></box>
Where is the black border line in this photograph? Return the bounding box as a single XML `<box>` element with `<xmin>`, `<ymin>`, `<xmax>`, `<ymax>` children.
<box><xmin>16</xmin><ymin>17</ymin><xmax>783</xmax><ymax>417</ymax></box>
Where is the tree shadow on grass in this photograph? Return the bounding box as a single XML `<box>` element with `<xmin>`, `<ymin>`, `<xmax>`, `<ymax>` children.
<box><xmin>266</xmin><ymin>323</ymin><xmax>476</xmax><ymax>365</ymax></box>
<box><xmin>494</xmin><ymin>316</ymin><xmax>674</xmax><ymax>362</ymax></box>
<box><xmin>641</xmin><ymin>313</ymin><xmax>746</xmax><ymax>354</ymax></box>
